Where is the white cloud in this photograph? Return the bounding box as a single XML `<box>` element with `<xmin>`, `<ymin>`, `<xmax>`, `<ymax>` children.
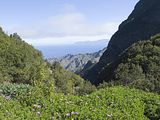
<box><xmin>100</xmin><ymin>22</ymin><xmax>119</xmax><ymax>35</ymax></box>
<box><xmin>8</xmin><ymin>4</ymin><xmax>120</xmax><ymax>46</ymax></box>
<box><xmin>48</xmin><ymin>12</ymin><xmax>87</xmax><ymax>36</ymax></box>
<box><xmin>25</xmin><ymin>35</ymin><xmax>109</xmax><ymax>46</ymax></box>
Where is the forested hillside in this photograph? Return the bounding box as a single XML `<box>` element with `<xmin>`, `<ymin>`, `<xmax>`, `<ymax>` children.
<box><xmin>0</xmin><ymin>28</ymin><xmax>49</xmax><ymax>85</ymax></box>
<box><xmin>0</xmin><ymin>25</ymin><xmax>160</xmax><ymax>119</ymax></box>
<box><xmin>49</xmin><ymin>62</ymin><xmax>96</xmax><ymax>95</ymax></box>
<box><xmin>98</xmin><ymin>34</ymin><xmax>160</xmax><ymax>93</ymax></box>
<box><xmin>0</xmin><ymin>27</ymin><xmax>95</xmax><ymax>96</ymax></box>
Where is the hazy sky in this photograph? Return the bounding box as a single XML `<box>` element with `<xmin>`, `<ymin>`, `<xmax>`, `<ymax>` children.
<box><xmin>0</xmin><ymin>0</ymin><xmax>139</xmax><ymax>46</ymax></box>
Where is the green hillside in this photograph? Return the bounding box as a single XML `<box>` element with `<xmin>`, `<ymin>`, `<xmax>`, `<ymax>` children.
<box><xmin>0</xmin><ymin>28</ymin><xmax>49</xmax><ymax>85</ymax></box>
<box><xmin>0</xmin><ymin>12</ymin><xmax>160</xmax><ymax>119</ymax></box>
<box><xmin>0</xmin><ymin>27</ymin><xmax>95</xmax><ymax>96</ymax></box>
<box><xmin>83</xmin><ymin>0</ymin><xmax>160</xmax><ymax>84</ymax></box>
<box><xmin>98</xmin><ymin>34</ymin><xmax>160</xmax><ymax>93</ymax></box>
<box><xmin>49</xmin><ymin>62</ymin><xmax>96</xmax><ymax>95</ymax></box>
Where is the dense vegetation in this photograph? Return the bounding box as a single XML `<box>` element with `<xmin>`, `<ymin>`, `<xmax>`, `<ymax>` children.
<box><xmin>0</xmin><ymin>15</ymin><xmax>160</xmax><ymax>119</ymax></box>
<box><xmin>98</xmin><ymin>34</ymin><xmax>160</xmax><ymax>93</ymax></box>
<box><xmin>0</xmin><ymin>28</ymin><xmax>49</xmax><ymax>85</ymax></box>
<box><xmin>1</xmin><ymin>86</ymin><xmax>160</xmax><ymax>120</ymax></box>
<box><xmin>0</xmin><ymin>27</ymin><xmax>95</xmax><ymax>96</ymax></box>
<box><xmin>0</xmin><ymin>83</ymin><xmax>31</xmax><ymax>98</ymax></box>
<box><xmin>49</xmin><ymin>62</ymin><xmax>96</xmax><ymax>95</ymax></box>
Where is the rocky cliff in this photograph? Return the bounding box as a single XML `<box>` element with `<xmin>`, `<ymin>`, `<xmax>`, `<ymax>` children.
<box><xmin>48</xmin><ymin>48</ymin><xmax>106</xmax><ymax>73</ymax></box>
<box><xmin>100</xmin><ymin>0</ymin><xmax>160</xmax><ymax>63</ymax></box>
<box><xmin>83</xmin><ymin>0</ymin><xmax>160</xmax><ymax>84</ymax></box>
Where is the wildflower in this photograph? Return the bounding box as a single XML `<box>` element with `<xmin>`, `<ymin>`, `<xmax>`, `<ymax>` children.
<box><xmin>33</xmin><ymin>104</ymin><xmax>41</xmax><ymax>109</ymax></box>
<box><xmin>107</xmin><ymin>113</ymin><xmax>113</xmax><ymax>118</ymax></box>
<box><xmin>37</xmin><ymin>111</ymin><xmax>41</xmax><ymax>115</ymax></box>
<box><xmin>66</xmin><ymin>113</ymin><xmax>71</xmax><ymax>117</ymax></box>
<box><xmin>71</xmin><ymin>112</ymin><xmax>79</xmax><ymax>115</ymax></box>
<box><xmin>5</xmin><ymin>95</ymin><xmax>11</xmax><ymax>100</ymax></box>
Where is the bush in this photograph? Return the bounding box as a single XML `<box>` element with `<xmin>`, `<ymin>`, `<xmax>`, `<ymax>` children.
<box><xmin>0</xmin><ymin>31</ymin><xmax>50</xmax><ymax>85</ymax></box>
<box><xmin>98</xmin><ymin>34</ymin><xmax>160</xmax><ymax>93</ymax></box>
<box><xmin>0</xmin><ymin>83</ymin><xmax>31</xmax><ymax>98</ymax></box>
<box><xmin>0</xmin><ymin>86</ymin><xmax>160</xmax><ymax>119</ymax></box>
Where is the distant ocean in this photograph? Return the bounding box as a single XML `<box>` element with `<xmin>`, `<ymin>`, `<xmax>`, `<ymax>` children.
<box><xmin>35</xmin><ymin>39</ymin><xmax>109</xmax><ymax>58</ymax></box>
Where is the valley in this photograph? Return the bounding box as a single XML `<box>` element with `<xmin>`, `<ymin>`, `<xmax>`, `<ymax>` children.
<box><xmin>0</xmin><ymin>0</ymin><xmax>160</xmax><ymax>119</ymax></box>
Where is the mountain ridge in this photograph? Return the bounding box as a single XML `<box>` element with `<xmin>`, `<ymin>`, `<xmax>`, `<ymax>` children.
<box><xmin>48</xmin><ymin>48</ymin><xmax>106</xmax><ymax>73</ymax></box>
<box><xmin>98</xmin><ymin>33</ymin><xmax>160</xmax><ymax>93</ymax></box>
<box><xmin>83</xmin><ymin>0</ymin><xmax>160</xmax><ymax>84</ymax></box>
<box><xmin>36</xmin><ymin>39</ymin><xmax>108</xmax><ymax>58</ymax></box>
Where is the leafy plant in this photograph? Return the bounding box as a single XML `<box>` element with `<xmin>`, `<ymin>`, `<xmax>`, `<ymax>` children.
<box><xmin>0</xmin><ymin>86</ymin><xmax>160</xmax><ymax>119</ymax></box>
<box><xmin>0</xmin><ymin>83</ymin><xmax>31</xmax><ymax>97</ymax></box>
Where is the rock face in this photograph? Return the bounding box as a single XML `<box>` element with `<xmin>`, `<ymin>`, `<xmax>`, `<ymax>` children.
<box><xmin>48</xmin><ymin>48</ymin><xmax>106</xmax><ymax>73</ymax></box>
<box><xmin>100</xmin><ymin>0</ymin><xmax>160</xmax><ymax>64</ymax></box>
<box><xmin>83</xmin><ymin>0</ymin><xmax>160</xmax><ymax>84</ymax></box>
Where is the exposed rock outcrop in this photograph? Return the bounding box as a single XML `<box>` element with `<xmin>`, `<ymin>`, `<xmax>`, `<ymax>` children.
<box><xmin>48</xmin><ymin>48</ymin><xmax>106</xmax><ymax>73</ymax></box>
<box><xmin>83</xmin><ymin>0</ymin><xmax>160</xmax><ymax>84</ymax></box>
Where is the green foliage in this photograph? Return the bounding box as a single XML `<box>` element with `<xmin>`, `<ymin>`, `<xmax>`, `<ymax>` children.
<box><xmin>99</xmin><ymin>34</ymin><xmax>160</xmax><ymax>93</ymax></box>
<box><xmin>0</xmin><ymin>26</ymin><xmax>160</xmax><ymax>119</ymax></box>
<box><xmin>50</xmin><ymin>62</ymin><xmax>96</xmax><ymax>95</ymax></box>
<box><xmin>0</xmin><ymin>83</ymin><xmax>31</xmax><ymax>97</ymax></box>
<box><xmin>0</xmin><ymin>30</ymin><xmax>49</xmax><ymax>85</ymax></box>
<box><xmin>0</xmin><ymin>27</ymin><xmax>95</xmax><ymax>96</ymax></box>
<box><xmin>0</xmin><ymin>86</ymin><xmax>160</xmax><ymax>119</ymax></box>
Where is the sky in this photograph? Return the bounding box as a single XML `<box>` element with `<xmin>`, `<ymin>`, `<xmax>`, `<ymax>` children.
<box><xmin>0</xmin><ymin>0</ymin><xmax>139</xmax><ymax>46</ymax></box>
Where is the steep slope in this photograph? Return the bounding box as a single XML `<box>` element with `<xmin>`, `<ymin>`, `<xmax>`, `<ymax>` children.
<box><xmin>0</xmin><ymin>28</ymin><xmax>49</xmax><ymax>84</ymax></box>
<box><xmin>101</xmin><ymin>0</ymin><xmax>160</xmax><ymax>64</ymax></box>
<box><xmin>98</xmin><ymin>34</ymin><xmax>160</xmax><ymax>93</ymax></box>
<box><xmin>48</xmin><ymin>48</ymin><xmax>106</xmax><ymax>73</ymax></box>
<box><xmin>0</xmin><ymin>26</ymin><xmax>95</xmax><ymax>95</ymax></box>
<box><xmin>83</xmin><ymin>0</ymin><xmax>160</xmax><ymax>84</ymax></box>
<box><xmin>49</xmin><ymin>62</ymin><xmax>96</xmax><ymax>95</ymax></box>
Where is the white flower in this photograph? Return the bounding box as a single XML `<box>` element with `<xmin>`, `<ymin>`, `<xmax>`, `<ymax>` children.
<box><xmin>107</xmin><ymin>113</ymin><xmax>113</xmax><ymax>118</ymax></box>
<box><xmin>71</xmin><ymin>112</ymin><xmax>79</xmax><ymax>115</ymax></box>
<box><xmin>66</xmin><ymin>113</ymin><xmax>71</xmax><ymax>117</ymax></box>
<box><xmin>33</xmin><ymin>104</ymin><xmax>41</xmax><ymax>109</ymax></box>
<box><xmin>37</xmin><ymin>111</ymin><xmax>41</xmax><ymax>115</ymax></box>
<box><xmin>5</xmin><ymin>95</ymin><xmax>11</xmax><ymax>100</ymax></box>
